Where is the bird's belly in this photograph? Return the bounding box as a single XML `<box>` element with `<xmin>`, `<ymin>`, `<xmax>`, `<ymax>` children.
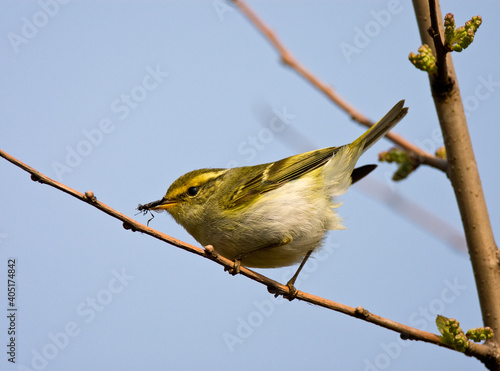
<box><xmin>238</xmin><ymin>234</ymin><xmax>325</xmax><ymax>268</ymax></box>
<box><xmin>204</xmin><ymin>178</ymin><xmax>344</xmax><ymax>268</ymax></box>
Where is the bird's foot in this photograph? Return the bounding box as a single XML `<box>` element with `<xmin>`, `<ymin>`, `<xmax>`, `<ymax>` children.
<box><xmin>283</xmin><ymin>279</ymin><xmax>298</xmax><ymax>301</ymax></box>
<box><xmin>225</xmin><ymin>258</ymin><xmax>241</xmax><ymax>276</ymax></box>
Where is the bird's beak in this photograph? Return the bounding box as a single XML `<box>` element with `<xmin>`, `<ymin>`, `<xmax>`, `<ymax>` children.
<box><xmin>137</xmin><ymin>198</ymin><xmax>177</xmax><ymax>211</ymax></box>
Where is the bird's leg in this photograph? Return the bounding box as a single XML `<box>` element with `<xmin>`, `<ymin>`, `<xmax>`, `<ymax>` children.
<box><xmin>284</xmin><ymin>249</ymin><xmax>314</xmax><ymax>300</ymax></box>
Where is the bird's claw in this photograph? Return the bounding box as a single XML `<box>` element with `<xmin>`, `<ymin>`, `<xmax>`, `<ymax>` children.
<box><xmin>283</xmin><ymin>280</ymin><xmax>298</xmax><ymax>301</ymax></box>
<box><xmin>225</xmin><ymin>259</ymin><xmax>241</xmax><ymax>275</ymax></box>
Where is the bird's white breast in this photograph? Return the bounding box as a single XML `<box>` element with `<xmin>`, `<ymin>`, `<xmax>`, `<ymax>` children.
<box><xmin>211</xmin><ymin>174</ymin><xmax>345</xmax><ymax>268</ymax></box>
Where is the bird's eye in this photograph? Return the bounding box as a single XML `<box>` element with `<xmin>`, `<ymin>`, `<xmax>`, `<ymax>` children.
<box><xmin>187</xmin><ymin>186</ymin><xmax>199</xmax><ymax>197</ymax></box>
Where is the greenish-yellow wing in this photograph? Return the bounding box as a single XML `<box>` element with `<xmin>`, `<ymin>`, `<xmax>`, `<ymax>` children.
<box><xmin>226</xmin><ymin>146</ymin><xmax>340</xmax><ymax>208</ymax></box>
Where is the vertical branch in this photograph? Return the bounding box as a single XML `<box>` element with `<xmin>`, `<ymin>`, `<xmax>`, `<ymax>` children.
<box><xmin>413</xmin><ymin>0</ymin><xmax>500</xmax><ymax>367</ymax></box>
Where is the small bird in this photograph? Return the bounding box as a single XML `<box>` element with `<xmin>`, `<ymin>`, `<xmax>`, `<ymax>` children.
<box><xmin>139</xmin><ymin>101</ymin><xmax>408</xmax><ymax>296</ymax></box>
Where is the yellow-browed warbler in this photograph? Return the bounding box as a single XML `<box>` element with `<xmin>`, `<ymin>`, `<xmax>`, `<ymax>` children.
<box><xmin>139</xmin><ymin>101</ymin><xmax>408</xmax><ymax>295</ymax></box>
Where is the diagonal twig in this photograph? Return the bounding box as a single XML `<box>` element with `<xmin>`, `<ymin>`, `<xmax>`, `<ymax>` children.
<box><xmin>0</xmin><ymin>147</ymin><xmax>490</xmax><ymax>360</ymax></box>
<box><xmin>232</xmin><ymin>0</ymin><xmax>447</xmax><ymax>173</ymax></box>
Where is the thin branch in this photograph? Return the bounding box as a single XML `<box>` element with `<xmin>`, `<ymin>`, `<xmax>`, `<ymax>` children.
<box><xmin>0</xmin><ymin>147</ymin><xmax>489</xmax><ymax>359</ymax></box>
<box><xmin>427</xmin><ymin>0</ymin><xmax>451</xmax><ymax>92</ymax></box>
<box><xmin>231</xmin><ymin>0</ymin><xmax>447</xmax><ymax>173</ymax></box>
<box><xmin>413</xmin><ymin>0</ymin><xmax>500</xmax><ymax>368</ymax></box>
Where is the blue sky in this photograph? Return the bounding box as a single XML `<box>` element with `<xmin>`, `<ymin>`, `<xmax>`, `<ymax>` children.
<box><xmin>1</xmin><ymin>1</ymin><xmax>499</xmax><ymax>370</ymax></box>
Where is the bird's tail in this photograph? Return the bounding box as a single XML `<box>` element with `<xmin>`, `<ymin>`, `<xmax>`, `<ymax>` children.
<box><xmin>349</xmin><ymin>100</ymin><xmax>408</xmax><ymax>154</ymax></box>
<box><xmin>322</xmin><ymin>100</ymin><xmax>408</xmax><ymax>198</ymax></box>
